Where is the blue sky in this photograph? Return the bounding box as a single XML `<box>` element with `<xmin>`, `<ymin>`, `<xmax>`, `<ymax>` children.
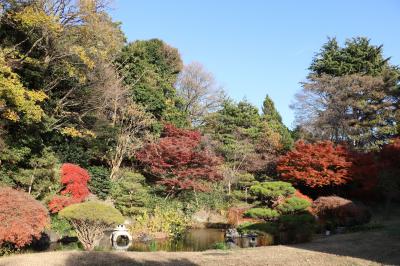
<box><xmin>109</xmin><ymin>0</ymin><xmax>400</xmax><ymax>128</ymax></box>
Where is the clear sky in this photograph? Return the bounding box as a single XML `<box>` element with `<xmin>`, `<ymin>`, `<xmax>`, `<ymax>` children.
<box><xmin>109</xmin><ymin>0</ymin><xmax>400</xmax><ymax>128</ymax></box>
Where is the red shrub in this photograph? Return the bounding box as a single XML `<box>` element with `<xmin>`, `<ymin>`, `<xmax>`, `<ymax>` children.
<box><xmin>312</xmin><ymin>196</ymin><xmax>370</xmax><ymax>226</ymax></box>
<box><xmin>48</xmin><ymin>163</ymin><xmax>90</xmax><ymax>213</ymax></box>
<box><xmin>0</xmin><ymin>187</ymin><xmax>49</xmax><ymax>248</ymax></box>
<box><xmin>277</xmin><ymin>140</ymin><xmax>352</xmax><ymax>188</ymax></box>
<box><xmin>136</xmin><ymin>124</ymin><xmax>222</xmax><ymax>193</ymax></box>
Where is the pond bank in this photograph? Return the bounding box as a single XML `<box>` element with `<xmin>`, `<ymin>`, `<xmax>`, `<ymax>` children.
<box><xmin>1</xmin><ymin>226</ymin><xmax>399</xmax><ymax>266</ymax></box>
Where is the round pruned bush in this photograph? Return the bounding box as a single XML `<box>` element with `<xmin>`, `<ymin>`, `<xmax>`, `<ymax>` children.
<box><xmin>0</xmin><ymin>187</ymin><xmax>49</xmax><ymax>249</ymax></box>
<box><xmin>59</xmin><ymin>201</ymin><xmax>124</xmax><ymax>250</ymax></box>
<box><xmin>312</xmin><ymin>196</ymin><xmax>371</xmax><ymax>227</ymax></box>
<box><xmin>277</xmin><ymin>197</ymin><xmax>311</xmax><ymax>214</ymax></box>
<box><xmin>244</xmin><ymin>208</ymin><xmax>280</xmax><ymax>221</ymax></box>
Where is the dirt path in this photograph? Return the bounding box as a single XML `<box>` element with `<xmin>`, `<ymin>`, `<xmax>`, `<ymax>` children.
<box><xmin>1</xmin><ymin>227</ymin><xmax>399</xmax><ymax>266</ymax></box>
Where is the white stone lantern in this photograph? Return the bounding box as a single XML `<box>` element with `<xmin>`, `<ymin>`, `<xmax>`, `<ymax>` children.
<box><xmin>110</xmin><ymin>224</ymin><xmax>132</xmax><ymax>250</ymax></box>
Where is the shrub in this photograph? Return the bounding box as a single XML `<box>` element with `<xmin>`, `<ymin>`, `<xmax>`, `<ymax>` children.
<box><xmin>213</xmin><ymin>242</ymin><xmax>229</xmax><ymax>250</ymax></box>
<box><xmin>249</xmin><ymin>181</ymin><xmax>295</xmax><ymax>205</ymax></box>
<box><xmin>244</xmin><ymin>208</ymin><xmax>279</xmax><ymax>221</ymax></box>
<box><xmin>50</xmin><ymin>215</ymin><xmax>75</xmax><ymax>237</ymax></box>
<box><xmin>130</xmin><ymin>200</ymin><xmax>190</xmax><ymax>237</ymax></box>
<box><xmin>0</xmin><ymin>187</ymin><xmax>49</xmax><ymax>249</ymax></box>
<box><xmin>279</xmin><ymin>213</ymin><xmax>316</xmax><ymax>243</ymax></box>
<box><xmin>277</xmin><ymin>197</ymin><xmax>311</xmax><ymax>214</ymax></box>
<box><xmin>59</xmin><ymin>201</ymin><xmax>124</xmax><ymax>250</ymax></box>
<box><xmin>88</xmin><ymin>166</ymin><xmax>111</xmax><ymax>200</ymax></box>
<box><xmin>312</xmin><ymin>196</ymin><xmax>371</xmax><ymax>227</ymax></box>
<box><xmin>129</xmin><ymin>205</ymin><xmax>189</xmax><ymax>238</ymax></box>
<box><xmin>237</xmin><ymin>222</ymin><xmax>278</xmax><ymax>235</ymax></box>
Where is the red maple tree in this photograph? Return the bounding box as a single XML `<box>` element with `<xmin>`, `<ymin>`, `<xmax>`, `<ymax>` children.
<box><xmin>348</xmin><ymin>151</ymin><xmax>379</xmax><ymax>196</ymax></box>
<box><xmin>378</xmin><ymin>137</ymin><xmax>400</xmax><ymax>169</ymax></box>
<box><xmin>48</xmin><ymin>163</ymin><xmax>90</xmax><ymax>213</ymax></box>
<box><xmin>277</xmin><ymin>140</ymin><xmax>352</xmax><ymax>188</ymax></box>
<box><xmin>136</xmin><ymin>124</ymin><xmax>222</xmax><ymax>194</ymax></box>
<box><xmin>0</xmin><ymin>187</ymin><xmax>49</xmax><ymax>248</ymax></box>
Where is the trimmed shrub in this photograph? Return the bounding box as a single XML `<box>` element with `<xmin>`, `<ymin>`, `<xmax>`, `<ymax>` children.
<box><xmin>59</xmin><ymin>201</ymin><xmax>124</xmax><ymax>250</ymax></box>
<box><xmin>249</xmin><ymin>181</ymin><xmax>295</xmax><ymax>205</ymax></box>
<box><xmin>237</xmin><ymin>222</ymin><xmax>278</xmax><ymax>235</ymax></box>
<box><xmin>312</xmin><ymin>196</ymin><xmax>371</xmax><ymax>227</ymax></box>
<box><xmin>244</xmin><ymin>208</ymin><xmax>279</xmax><ymax>221</ymax></box>
<box><xmin>0</xmin><ymin>187</ymin><xmax>49</xmax><ymax>249</ymax></box>
<box><xmin>277</xmin><ymin>197</ymin><xmax>311</xmax><ymax>214</ymax></box>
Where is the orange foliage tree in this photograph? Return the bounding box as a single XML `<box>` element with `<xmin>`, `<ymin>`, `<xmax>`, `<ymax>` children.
<box><xmin>277</xmin><ymin>140</ymin><xmax>352</xmax><ymax>188</ymax></box>
<box><xmin>348</xmin><ymin>151</ymin><xmax>379</xmax><ymax>196</ymax></box>
<box><xmin>0</xmin><ymin>187</ymin><xmax>49</xmax><ymax>248</ymax></box>
<box><xmin>48</xmin><ymin>163</ymin><xmax>90</xmax><ymax>213</ymax></box>
<box><xmin>136</xmin><ymin>124</ymin><xmax>222</xmax><ymax>195</ymax></box>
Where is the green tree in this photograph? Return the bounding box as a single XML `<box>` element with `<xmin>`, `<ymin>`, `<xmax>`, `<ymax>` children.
<box><xmin>261</xmin><ymin>95</ymin><xmax>293</xmax><ymax>151</ymax></box>
<box><xmin>309</xmin><ymin>37</ymin><xmax>397</xmax><ymax>77</ymax></box>
<box><xmin>111</xmin><ymin>170</ymin><xmax>150</xmax><ymax>216</ymax></box>
<box><xmin>293</xmin><ymin>37</ymin><xmax>400</xmax><ymax>149</ymax></box>
<box><xmin>116</xmin><ymin>39</ymin><xmax>188</xmax><ymax>127</ymax></box>
<box><xmin>88</xmin><ymin>166</ymin><xmax>111</xmax><ymax>200</ymax></box>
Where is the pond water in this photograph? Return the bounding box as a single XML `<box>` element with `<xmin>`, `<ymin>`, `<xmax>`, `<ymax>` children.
<box><xmin>118</xmin><ymin>229</ymin><xmax>272</xmax><ymax>252</ymax></box>
<box><xmin>49</xmin><ymin>228</ymin><xmax>274</xmax><ymax>252</ymax></box>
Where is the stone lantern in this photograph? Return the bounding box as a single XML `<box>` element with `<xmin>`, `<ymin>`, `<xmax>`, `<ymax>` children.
<box><xmin>110</xmin><ymin>224</ymin><xmax>132</xmax><ymax>250</ymax></box>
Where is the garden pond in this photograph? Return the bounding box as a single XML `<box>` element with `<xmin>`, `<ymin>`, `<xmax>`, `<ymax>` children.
<box><xmin>48</xmin><ymin>228</ymin><xmax>274</xmax><ymax>252</ymax></box>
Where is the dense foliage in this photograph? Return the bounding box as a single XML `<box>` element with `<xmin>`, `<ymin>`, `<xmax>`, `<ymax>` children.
<box><xmin>48</xmin><ymin>163</ymin><xmax>90</xmax><ymax>213</ymax></box>
<box><xmin>136</xmin><ymin>124</ymin><xmax>222</xmax><ymax>195</ymax></box>
<box><xmin>277</xmin><ymin>141</ymin><xmax>352</xmax><ymax>188</ymax></box>
<box><xmin>0</xmin><ymin>187</ymin><xmax>49</xmax><ymax>248</ymax></box>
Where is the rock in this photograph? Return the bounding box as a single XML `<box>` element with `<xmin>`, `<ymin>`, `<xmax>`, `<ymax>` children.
<box><xmin>225</xmin><ymin>228</ymin><xmax>240</xmax><ymax>238</ymax></box>
<box><xmin>192</xmin><ymin>209</ymin><xmax>228</xmax><ymax>228</ymax></box>
<box><xmin>139</xmin><ymin>234</ymin><xmax>153</xmax><ymax>242</ymax></box>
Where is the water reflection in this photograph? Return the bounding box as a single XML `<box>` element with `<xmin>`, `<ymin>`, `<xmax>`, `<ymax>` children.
<box><xmin>128</xmin><ymin>229</ymin><xmax>274</xmax><ymax>252</ymax></box>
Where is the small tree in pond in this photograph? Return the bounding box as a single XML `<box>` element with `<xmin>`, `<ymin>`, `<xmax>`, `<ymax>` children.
<box><xmin>136</xmin><ymin>124</ymin><xmax>222</xmax><ymax>197</ymax></box>
<box><xmin>0</xmin><ymin>187</ymin><xmax>49</xmax><ymax>248</ymax></box>
<box><xmin>59</xmin><ymin>201</ymin><xmax>124</xmax><ymax>251</ymax></box>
